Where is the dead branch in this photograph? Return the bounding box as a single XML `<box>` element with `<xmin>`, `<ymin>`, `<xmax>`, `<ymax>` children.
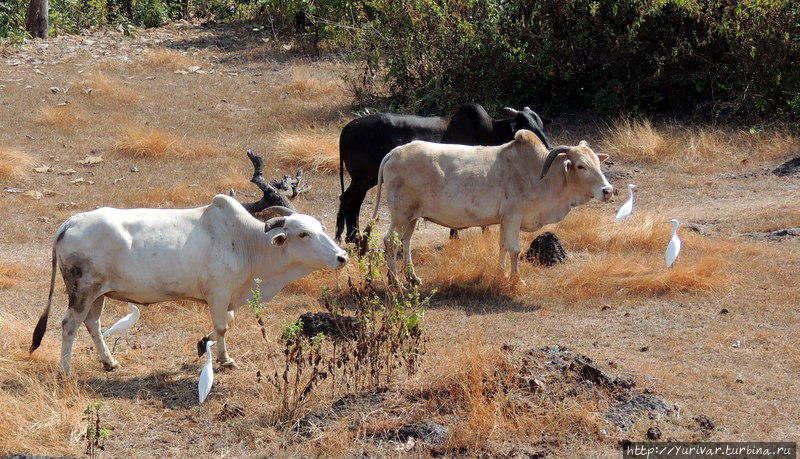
<box><xmin>238</xmin><ymin>150</ymin><xmax>296</xmax><ymax>214</ymax></box>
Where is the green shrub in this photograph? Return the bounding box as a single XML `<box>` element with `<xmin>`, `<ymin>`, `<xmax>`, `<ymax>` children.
<box><xmin>133</xmin><ymin>0</ymin><xmax>167</xmax><ymax>27</ymax></box>
<box><xmin>0</xmin><ymin>0</ymin><xmax>26</xmax><ymax>40</ymax></box>
<box><xmin>347</xmin><ymin>0</ymin><xmax>800</xmax><ymax>119</ymax></box>
<box><xmin>49</xmin><ymin>0</ymin><xmax>109</xmax><ymax>34</ymax></box>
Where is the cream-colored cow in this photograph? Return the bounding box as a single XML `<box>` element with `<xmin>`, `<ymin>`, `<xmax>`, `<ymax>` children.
<box><xmin>30</xmin><ymin>195</ymin><xmax>348</xmax><ymax>376</ymax></box>
<box><xmin>371</xmin><ymin>129</ymin><xmax>612</xmax><ymax>283</ymax></box>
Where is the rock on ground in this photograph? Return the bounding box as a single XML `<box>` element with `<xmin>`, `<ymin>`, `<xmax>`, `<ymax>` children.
<box><xmin>772</xmin><ymin>157</ymin><xmax>800</xmax><ymax>176</ymax></box>
<box><xmin>524</xmin><ymin>232</ymin><xmax>567</xmax><ymax>266</ymax></box>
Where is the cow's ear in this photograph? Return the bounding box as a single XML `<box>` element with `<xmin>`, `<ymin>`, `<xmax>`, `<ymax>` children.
<box><xmin>563</xmin><ymin>159</ymin><xmax>573</xmax><ymax>172</ymax></box>
<box><xmin>271</xmin><ymin>232</ymin><xmax>287</xmax><ymax>246</ymax></box>
<box><xmin>597</xmin><ymin>153</ymin><xmax>609</xmax><ymax>162</ymax></box>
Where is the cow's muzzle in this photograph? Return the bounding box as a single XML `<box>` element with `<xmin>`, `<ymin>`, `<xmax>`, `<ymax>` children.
<box><xmin>601</xmin><ymin>186</ymin><xmax>613</xmax><ymax>202</ymax></box>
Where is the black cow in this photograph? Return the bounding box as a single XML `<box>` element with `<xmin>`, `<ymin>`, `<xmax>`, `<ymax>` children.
<box><xmin>336</xmin><ymin>103</ymin><xmax>551</xmax><ymax>243</ymax></box>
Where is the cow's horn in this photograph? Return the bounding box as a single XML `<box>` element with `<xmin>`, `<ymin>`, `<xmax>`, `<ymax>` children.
<box><xmin>540</xmin><ymin>146</ymin><xmax>572</xmax><ymax>179</ymax></box>
<box><xmin>265</xmin><ymin>217</ymin><xmax>286</xmax><ymax>233</ymax></box>
<box><xmin>503</xmin><ymin>107</ymin><xmax>519</xmax><ymax>116</ymax></box>
<box><xmin>264</xmin><ymin>206</ymin><xmax>295</xmax><ymax>216</ymax></box>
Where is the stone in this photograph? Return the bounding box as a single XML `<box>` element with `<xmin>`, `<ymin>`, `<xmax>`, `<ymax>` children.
<box><xmin>524</xmin><ymin>232</ymin><xmax>567</xmax><ymax>266</ymax></box>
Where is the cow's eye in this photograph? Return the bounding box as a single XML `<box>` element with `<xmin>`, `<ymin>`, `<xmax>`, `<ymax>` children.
<box><xmin>577</xmin><ymin>165</ymin><xmax>585</xmax><ymax>170</ymax></box>
<box><xmin>299</xmin><ymin>232</ymin><xmax>309</xmax><ymax>238</ymax></box>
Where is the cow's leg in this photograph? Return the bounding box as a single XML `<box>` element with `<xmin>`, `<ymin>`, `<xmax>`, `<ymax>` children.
<box><xmin>383</xmin><ymin>221</ymin><xmax>398</xmax><ymax>282</ymax></box>
<box><xmin>400</xmin><ymin>222</ymin><xmax>420</xmax><ymax>285</ymax></box>
<box><xmin>500</xmin><ymin>215</ymin><xmax>523</xmax><ymax>279</ymax></box>
<box><xmin>60</xmin><ymin>288</ymin><xmax>102</xmax><ymax>376</ymax></box>
<box><xmin>342</xmin><ymin>180</ymin><xmax>375</xmax><ymax>244</ymax></box>
<box><xmin>83</xmin><ymin>296</ymin><xmax>118</xmax><ymax>371</ymax></box>
<box><xmin>208</xmin><ymin>300</ymin><xmax>237</xmax><ymax>368</ymax></box>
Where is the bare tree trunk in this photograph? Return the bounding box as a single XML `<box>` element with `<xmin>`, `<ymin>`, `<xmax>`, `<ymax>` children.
<box><xmin>25</xmin><ymin>0</ymin><xmax>48</xmax><ymax>39</ymax></box>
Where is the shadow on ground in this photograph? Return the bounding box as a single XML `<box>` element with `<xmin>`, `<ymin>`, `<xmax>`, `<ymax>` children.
<box><xmin>86</xmin><ymin>366</ymin><xmax>199</xmax><ymax>409</ymax></box>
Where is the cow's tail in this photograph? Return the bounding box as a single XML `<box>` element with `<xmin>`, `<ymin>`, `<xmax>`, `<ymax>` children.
<box><xmin>30</xmin><ymin>223</ymin><xmax>67</xmax><ymax>353</ymax></box>
<box><xmin>371</xmin><ymin>150</ymin><xmax>394</xmax><ymax>221</ymax></box>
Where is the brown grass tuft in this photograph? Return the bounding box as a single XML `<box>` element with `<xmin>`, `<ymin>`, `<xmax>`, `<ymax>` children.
<box><xmin>282</xmin><ymin>69</ymin><xmax>342</xmax><ymax>100</ymax></box>
<box><xmin>0</xmin><ymin>148</ymin><xmax>33</xmax><ymax>180</ymax></box>
<box><xmin>274</xmin><ymin>131</ymin><xmax>339</xmax><ymax>173</ymax></box>
<box><xmin>78</xmin><ymin>72</ymin><xmax>138</xmax><ymax>103</ymax></box>
<box><xmin>601</xmin><ymin>118</ymin><xmax>675</xmax><ymax>164</ymax></box>
<box><xmin>38</xmin><ymin>105</ymin><xmax>85</xmax><ymax>131</ymax></box>
<box><xmin>115</xmin><ymin>127</ymin><xmax>219</xmax><ymax>159</ymax></box>
<box><xmin>140</xmin><ymin>48</ymin><xmax>197</xmax><ymax>70</ymax></box>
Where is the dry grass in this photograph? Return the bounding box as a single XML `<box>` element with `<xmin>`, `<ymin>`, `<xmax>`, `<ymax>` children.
<box><xmin>410</xmin><ymin>336</ymin><xmax>605</xmax><ymax>453</ymax></box>
<box><xmin>0</xmin><ymin>311</ymin><xmax>89</xmax><ymax>455</ymax></box>
<box><xmin>414</xmin><ymin>209</ymin><xmax>734</xmax><ymax>300</ymax></box>
<box><xmin>38</xmin><ymin>105</ymin><xmax>85</xmax><ymax>131</ymax></box>
<box><xmin>0</xmin><ymin>262</ymin><xmax>24</xmax><ymax>289</ymax></box>
<box><xmin>274</xmin><ymin>131</ymin><xmax>339</xmax><ymax>173</ymax></box>
<box><xmin>600</xmin><ymin>118</ymin><xmax>799</xmax><ymax>172</ymax></box>
<box><xmin>0</xmin><ymin>148</ymin><xmax>32</xmax><ymax>180</ymax></box>
<box><xmin>77</xmin><ymin>73</ymin><xmax>138</xmax><ymax>103</ymax></box>
<box><xmin>282</xmin><ymin>69</ymin><xmax>342</xmax><ymax>100</ymax></box>
<box><xmin>133</xmin><ymin>185</ymin><xmax>204</xmax><ymax>207</ymax></box>
<box><xmin>115</xmin><ymin>127</ymin><xmax>220</xmax><ymax>159</ymax></box>
<box><xmin>140</xmin><ymin>48</ymin><xmax>198</xmax><ymax>71</ymax></box>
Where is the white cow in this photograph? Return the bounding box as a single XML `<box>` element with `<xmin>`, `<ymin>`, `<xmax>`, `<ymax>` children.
<box><xmin>29</xmin><ymin>195</ymin><xmax>348</xmax><ymax>376</ymax></box>
<box><xmin>371</xmin><ymin>130</ymin><xmax>613</xmax><ymax>283</ymax></box>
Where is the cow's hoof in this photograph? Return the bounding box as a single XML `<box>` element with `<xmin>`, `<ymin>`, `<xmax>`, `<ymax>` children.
<box><xmin>218</xmin><ymin>358</ymin><xmax>238</xmax><ymax>370</ymax></box>
<box><xmin>102</xmin><ymin>360</ymin><xmax>119</xmax><ymax>372</ymax></box>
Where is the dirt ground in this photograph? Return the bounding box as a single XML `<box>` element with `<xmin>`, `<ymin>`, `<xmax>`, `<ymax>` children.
<box><xmin>1</xmin><ymin>22</ymin><xmax>799</xmax><ymax>457</ymax></box>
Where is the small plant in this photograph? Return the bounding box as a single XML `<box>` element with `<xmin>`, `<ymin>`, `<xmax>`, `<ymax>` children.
<box><xmin>83</xmin><ymin>402</ymin><xmax>111</xmax><ymax>458</ymax></box>
<box><xmin>253</xmin><ymin>228</ymin><xmax>430</xmax><ymax>426</ymax></box>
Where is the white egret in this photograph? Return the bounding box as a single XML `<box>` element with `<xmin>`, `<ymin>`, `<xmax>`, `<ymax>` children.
<box><xmin>102</xmin><ymin>303</ymin><xmax>140</xmax><ymax>352</ymax></box>
<box><xmin>198</xmin><ymin>340</ymin><xmax>216</xmax><ymax>404</ymax></box>
<box><xmin>665</xmin><ymin>219</ymin><xmax>682</xmax><ymax>268</ymax></box>
<box><xmin>615</xmin><ymin>184</ymin><xmax>637</xmax><ymax>221</ymax></box>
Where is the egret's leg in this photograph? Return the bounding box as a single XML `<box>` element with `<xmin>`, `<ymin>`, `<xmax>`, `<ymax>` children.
<box><xmin>84</xmin><ymin>296</ymin><xmax>118</xmax><ymax>371</ymax></box>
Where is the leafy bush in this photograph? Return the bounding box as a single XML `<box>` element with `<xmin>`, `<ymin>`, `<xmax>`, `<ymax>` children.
<box><xmin>0</xmin><ymin>0</ymin><xmax>26</xmax><ymax>41</ymax></box>
<box><xmin>133</xmin><ymin>0</ymin><xmax>167</xmax><ymax>27</ymax></box>
<box><xmin>346</xmin><ymin>0</ymin><xmax>800</xmax><ymax>119</ymax></box>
